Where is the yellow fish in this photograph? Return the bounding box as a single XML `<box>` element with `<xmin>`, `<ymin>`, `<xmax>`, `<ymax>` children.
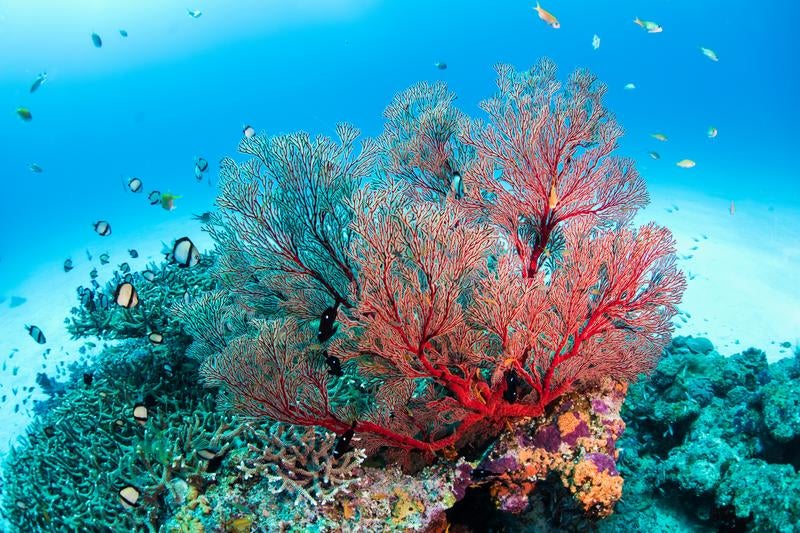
<box><xmin>676</xmin><ymin>159</ymin><xmax>696</xmax><ymax>169</ymax></box>
<box><xmin>707</xmin><ymin>126</ymin><xmax>718</xmax><ymax>138</ymax></box>
<box><xmin>548</xmin><ymin>182</ymin><xmax>558</xmax><ymax>209</ymax></box>
<box><xmin>534</xmin><ymin>2</ymin><xmax>560</xmax><ymax>29</ymax></box>
<box><xmin>651</xmin><ymin>133</ymin><xmax>668</xmax><ymax>142</ymax></box>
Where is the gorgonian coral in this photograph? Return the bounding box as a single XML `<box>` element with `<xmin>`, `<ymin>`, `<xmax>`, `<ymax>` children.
<box><xmin>192</xmin><ymin>59</ymin><xmax>685</xmax><ymax>456</ymax></box>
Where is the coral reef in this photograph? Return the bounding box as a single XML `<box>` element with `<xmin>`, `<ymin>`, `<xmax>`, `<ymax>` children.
<box><xmin>600</xmin><ymin>338</ymin><xmax>800</xmax><ymax>532</ymax></box>
<box><xmin>194</xmin><ymin>58</ymin><xmax>685</xmax><ymax>458</ymax></box>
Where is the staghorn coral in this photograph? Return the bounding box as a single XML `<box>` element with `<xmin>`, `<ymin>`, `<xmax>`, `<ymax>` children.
<box><xmin>198</xmin><ymin>60</ymin><xmax>684</xmax><ymax>459</ymax></box>
<box><xmin>1</xmin><ymin>338</ymin><xmax>247</xmax><ymax>531</ymax></box>
<box><xmin>67</xmin><ymin>255</ymin><xmax>217</xmax><ymax>341</ymax></box>
<box><xmin>235</xmin><ymin>423</ymin><xmax>365</xmax><ymax>506</ymax></box>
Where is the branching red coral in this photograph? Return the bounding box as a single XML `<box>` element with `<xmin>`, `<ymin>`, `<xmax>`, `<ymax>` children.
<box><xmin>199</xmin><ymin>59</ymin><xmax>686</xmax><ymax>456</ymax></box>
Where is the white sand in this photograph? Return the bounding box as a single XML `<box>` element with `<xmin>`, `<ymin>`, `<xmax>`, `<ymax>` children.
<box><xmin>0</xmin><ymin>190</ymin><xmax>798</xmax><ymax>454</ymax></box>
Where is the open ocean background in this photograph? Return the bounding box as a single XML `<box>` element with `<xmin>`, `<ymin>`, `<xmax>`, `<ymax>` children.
<box><xmin>0</xmin><ymin>0</ymin><xmax>798</xmax><ymax>451</ymax></box>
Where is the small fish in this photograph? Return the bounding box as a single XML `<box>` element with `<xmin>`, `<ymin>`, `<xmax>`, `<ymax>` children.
<box><xmin>160</xmin><ymin>192</ymin><xmax>181</xmax><ymax>211</ymax></box>
<box><xmin>171</xmin><ymin>237</ymin><xmax>200</xmax><ymax>268</ymax></box>
<box><xmin>16</xmin><ymin>108</ymin><xmax>32</xmax><ymax>121</ymax></box>
<box><xmin>30</xmin><ymin>72</ymin><xmax>47</xmax><ymax>93</ymax></box>
<box><xmin>97</xmin><ymin>293</ymin><xmax>109</xmax><ymax>310</ymax></box>
<box><xmin>99</xmin><ymin>253</ymin><xmax>110</xmax><ymax>265</ymax></box>
<box><xmin>547</xmin><ymin>182</ymin><xmax>558</xmax><ymax>209</ymax></box>
<box><xmin>128</xmin><ymin>177</ymin><xmax>143</xmax><ymax>193</ymax></box>
<box><xmin>318</xmin><ymin>302</ymin><xmax>340</xmax><ymax>342</ymax></box>
<box><xmin>332</xmin><ymin>423</ymin><xmax>356</xmax><ymax>459</ymax></box>
<box><xmin>187</xmin><ymin>9</ymin><xmax>202</xmax><ymax>18</ymax></box>
<box><xmin>29</xmin><ymin>163</ymin><xmax>43</xmax><ymax>173</ymax></box>
<box><xmin>148</xmin><ymin>332</ymin><xmax>164</xmax><ymax>345</ymax></box>
<box><xmin>634</xmin><ymin>17</ymin><xmax>662</xmax><ymax>33</ymax></box>
<box><xmin>729</xmin><ymin>200</ymin><xmax>735</xmax><ymax>216</ymax></box>
<box><xmin>324</xmin><ymin>350</ymin><xmax>343</xmax><ymax>377</ymax></box>
<box><xmin>651</xmin><ymin>133</ymin><xmax>668</xmax><ymax>142</ymax></box>
<box><xmin>197</xmin><ymin>448</ymin><xmax>225</xmax><ymax>472</ymax></box>
<box><xmin>141</xmin><ymin>270</ymin><xmax>156</xmax><ymax>282</ymax></box>
<box><xmin>195</xmin><ymin>157</ymin><xmax>209</xmax><ymax>173</ymax></box>
<box><xmin>91</xmin><ymin>33</ymin><xmax>102</xmax><ymax>48</ymax></box>
<box><xmin>194</xmin><ymin>165</ymin><xmax>204</xmax><ymax>181</ymax></box>
<box><xmin>183</xmin><ymin>289</ymin><xmax>192</xmax><ymax>305</ymax></box>
<box><xmin>592</xmin><ymin>34</ymin><xmax>600</xmax><ymax>50</ymax></box>
<box><xmin>63</xmin><ymin>258</ymin><xmax>74</xmax><ymax>272</ymax></box>
<box><xmin>148</xmin><ymin>190</ymin><xmax>161</xmax><ymax>205</ymax></box>
<box><xmin>451</xmin><ymin>171</ymin><xmax>465</xmax><ymax>200</ymax></box>
<box><xmin>114</xmin><ymin>282</ymin><xmax>139</xmax><ymax>308</ymax></box>
<box><xmin>243</xmin><ymin>125</ymin><xmax>255</xmax><ymax>138</ymax></box>
<box><xmin>86</xmin><ymin>249</ymin><xmax>93</xmax><ymax>261</ymax></box>
<box><xmin>624</xmin><ymin>83</ymin><xmax>636</xmax><ymax>90</ymax></box>
<box><xmin>192</xmin><ymin>211</ymin><xmax>212</xmax><ymax>223</ymax></box>
<box><xmin>676</xmin><ymin>159</ymin><xmax>696</xmax><ymax>169</ymax></box>
<box><xmin>119</xmin><ymin>262</ymin><xmax>131</xmax><ymax>274</ymax></box>
<box><xmin>700</xmin><ymin>47</ymin><xmax>719</xmax><ymax>62</ymax></box>
<box><xmin>119</xmin><ymin>486</ymin><xmax>140</xmax><ymax>509</ymax></box>
<box><xmin>503</xmin><ymin>370</ymin><xmax>520</xmax><ymax>403</ymax></box>
<box><xmin>133</xmin><ymin>403</ymin><xmax>148</xmax><ymax>425</ymax></box>
<box><xmin>533</xmin><ymin>2</ymin><xmax>560</xmax><ymax>28</ymax></box>
<box><xmin>434</xmin><ymin>61</ymin><xmax>447</xmax><ymax>70</ymax></box>
<box><xmin>83</xmin><ymin>372</ymin><xmax>93</xmax><ymax>387</ymax></box>
<box><xmin>93</xmin><ymin>221</ymin><xmax>111</xmax><ymax>237</ymax></box>
<box><xmin>707</xmin><ymin>126</ymin><xmax>718</xmax><ymax>139</ymax></box>
<box><xmin>648</xmin><ymin>151</ymin><xmax>661</xmax><ymax>160</ymax></box>
<box><xmin>119</xmin><ymin>29</ymin><xmax>128</xmax><ymax>37</ymax></box>
<box><xmin>128</xmin><ymin>249</ymin><xmax>138</xmax><ymax>258</ymax></box>
<box><xmin>90</xmin><ymin>267</ymin><xmax>98</xmax><ymax>279</ymax></box>
<box><xmin>26</xmin><ymin>325</ymin><xmax>46</xmax><ymax>344</ymax></box>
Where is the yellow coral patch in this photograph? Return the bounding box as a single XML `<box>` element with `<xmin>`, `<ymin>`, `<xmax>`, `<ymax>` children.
<box><xmin>391</xmin><ymin>489</ymin><xmax>425</xmax><ymax>524</ymax></box>
<box><xmin>570</xmin><ymin>460</ymin><xmax>623</xmax><ymax>518</ymax></box>
<box><xmin>343</xmin><ymin>501</ymin><xmax>355</xmax><ymax>520</ymax></box>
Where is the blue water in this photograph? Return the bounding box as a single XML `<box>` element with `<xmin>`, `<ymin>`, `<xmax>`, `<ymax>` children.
<box><xmin>2</xmin><ymin>0</ymin><xmax>799</xmax><ymax>294</ymax></box>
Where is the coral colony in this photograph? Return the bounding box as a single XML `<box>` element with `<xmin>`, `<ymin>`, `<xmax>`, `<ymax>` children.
<box><xmin>4</xmin><ymin>60</ymin><xmax>692</xmax><ymax>530</ymax></box>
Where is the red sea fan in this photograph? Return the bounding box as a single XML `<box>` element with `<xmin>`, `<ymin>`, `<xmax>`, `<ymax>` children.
<box><xmin>199</xmin><ymin>59</ymin><xmax>685</xmax><ymax>454</ymax></box>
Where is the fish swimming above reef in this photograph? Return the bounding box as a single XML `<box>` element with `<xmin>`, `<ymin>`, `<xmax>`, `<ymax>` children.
<box><xmin>26</xmin><ymin>325</ymin><xmax>46</xmax><ymax>344</ymax></box>
<box><xmin>624</xmin><ymin>83</ymin><xmax>636</xmax><ymax>90</ymax></box>
<box><xmin>63</xmin><ymin>258</ymin><xmax>74</xmax><ymax>272</ymax></box>
<box><xmin>133</xmin><ymin>403</ymin><xmax>148</xmax><ymax>425</ymax></box>
<box><xmin>676</xmin><ymin>159</ymin><xmax>696</xmax><ymax>168</ymax></box>
<box><xmin>128</xmin><ymin>249</ymin><xmax>138</xmax><ymax>258</ymax></box>
<box><xmin>324</xmin><ymin>350</ymin><xmax>343</xmax><ymax>377</ymax></box>
<box><xmin>700</xmin><ymin>46</ymin><xmax>719</xmax><ymax>62</ymax></box>
<box><xmin>434</xmin><ymin>61</ymin><xmax>447</xmax><ymax>70</ymax></box>
<box><xmin>16</xmin><ymin>107</ymin><xmax>32</xmax><ymax>121</ymax></box>
<box><xmin>195</xmin><ymin>157</ymin><xmax>209</xmax><ymax>173</ymax></box>
<box><xmin>148</xmin><ymin>190</ymin><xmax>161</xmax><ymax>205</ymax></box>
<box><xmin>192</xmin><ymin>211</ymin><xmax>212</xmax><ymax>223</ymax></box>
<box><xmin>317</xmin><ymin>302</ymin><xmax>340</xmax><ymax>342</ymax></box>
<box><xmin>634</xmin><ymin>17</ymin><xmax>662</xmax><ymax>33</ymax></box>
<box><xmin>243</xmin><ymin>125</ymin><xmax>255</xmax><ymax>138</ymax></box>
<box><xmin>119</xmin><ymin>486</ymin><xmax>140</xmax><ymax>509</ymax></box>
<box><xmin>592</xmin><ymin>34</ymin><xmax>600</xmax><ymax>50</ymax></box>
<box><xmin>648</xmin><ymin>151</ymin><xmax>661</xmax><ymax>160</ymax></box>
<box><xmin>707</xmin><ymin>126</ymin><xmax>718</xmax><ymax>139</ymax></box>
<box><xmin>114</xmin><ymin>282</ymin><xmax>139</xmax><ymax>308</ymax></box>
<box><xmin>451</xmin><ymin>171</ymin><xmax>465</xmax><ymax>200</ymax></box>
<box><xmin>119</xmin><ymin>29</ymin><xmax>128</xmax><ymax>37</ymax></box>
<box><xmin>29</xmin><ymin>163</ymin><xmax>43</xmax><ymax>173</ymax></box>
<box><xmin>93</xmin><ymin>220</ymin><xmax>111</xmax><ymax>237</ymax></box>
<box><xmin>91</xmin><ymin>32</ymin><xmax>102</xmax><ymax>48</ymax></box>
<box><xmin>187</xmin><ymin>9</ymin><xmax>202</xmax><ymax>18</ymax></box>
<box><xmin>651</xmin><ymin>133</ymin><xmax>668</xmax><ymax>142</ymax></box>
<box><xmin>332</xmin><ymin>423</ymin><xmax>357</xmax><ymax>459</ymax></box>
<box><xmin>99</xmin><ymin>253</ymin><xmax>110</xmax><ymax>265</ymax></box>
<box><xmin>171</xmin><ymin>237</ymin><xmax>200</xmax><ymax>268</ymax></box>
<box><xmin>160</xmin><ymin>192</ymin><xmax>181</xmax><ymax>211</ymax></box>
<box><xmin>127</xmin><ymin>177</ymin><xmax>143</xmax><ymax>193</ymax></box>
<box><xmin>29</xmin><ymin>72</ymin><xmax>47</xmax><ymax>93</ymax></box>
<box><xmin>533</xmin><ymin>2</ymin><xmax>560</xmax><ymax>29</ymax></box>
<box><xmin>197</xmin><ymin>448</ymin><xmax>226</xmax><ymax>472</ymax></box>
